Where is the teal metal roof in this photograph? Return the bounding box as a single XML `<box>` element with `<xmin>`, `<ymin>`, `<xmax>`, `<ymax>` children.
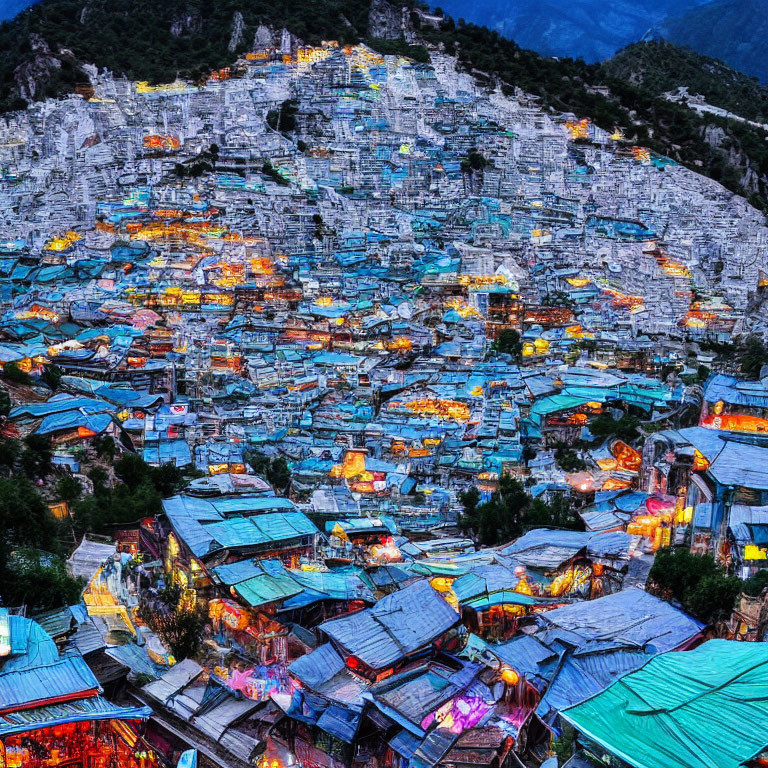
<box><xmin>163</xmin><ymin>493</ymin><xmax>318</xmax><ymax>558</ymax></box>
<box><xmin>562</xmin><ymin>640</ymin><xmax>768</xmax><ymax>768</ymax></box>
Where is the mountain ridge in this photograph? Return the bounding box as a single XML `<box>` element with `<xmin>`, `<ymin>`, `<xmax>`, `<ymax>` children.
<box><xmin>661</xmin><ymin>0</ymin><xmax>768</xmax><ymax>85</ymax></box>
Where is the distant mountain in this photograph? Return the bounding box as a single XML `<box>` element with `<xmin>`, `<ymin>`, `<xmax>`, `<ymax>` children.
<box><xmin>662</xmin><ymin>0</ymin><xmax>768</xmax><ymax>84</ymax></box>
<box><xmin>0</xmin><ymin>0</ymin><xmax>37</xmax><ymax>22</ymax></box>
<box><xmin>432</xmin><ymin>0</ymin><xmax>707</xmax><ymax>62</ymax></box>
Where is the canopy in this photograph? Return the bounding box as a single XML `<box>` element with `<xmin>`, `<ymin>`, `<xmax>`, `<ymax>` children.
<box><xmin>0</xmin><ymin>696</ymin><xmax>150</xmax><ymax>737</ymax></box>
<box><xmin>561</xmin><ymin>640</ymin><xmax>768</xmax><ymax>768</ymax></box>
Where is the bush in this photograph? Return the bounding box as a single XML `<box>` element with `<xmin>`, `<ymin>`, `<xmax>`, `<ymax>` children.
<box><xmin>742</xmin><ymin>569</ymin><xmax>768</xmax><ymax>597</ymax></box>
<box><xmin>0</xmin><ymin>475</ymin><xmax>79</xmax><ymax>611</ymax></box>
<box><xmin>56</xmin><ymin>474</ymin><xmax>82</xmax><ymax>504</ymax></box>
<box><xmin>20</xmin><ymin>434</ymin><xmax>53</xmax><ymax>480</ymax></box>
<box><xmin>492</xmin><ymin>329</ymin><xmax>522</xmax><ymax>357</ymax></box>
<box><xmin>739</xmin><ymin>336</ymin><xmax>768</xmax><ymax>379</ymax></box>
<box><xmin>460</xmin><ymin>476</ymin><xmax>581</xmax><ymax>546</ymax></box>
<box><xmin>245</xmin><ymin>450</ymin><xmax>291</xmax><ymax>493</ymax></box>
<box><xmin>40</xmin><ymin>364</ymin><xmax>62</xmax><ymax>391</ymax></box>
<box><xmin>2</xmin><ymin>361</ymin><xmax>30</xmax><ymax>385</ymax></box>
<box><xmin>685</xmin><ymin>573</ymin><xmax>742</xmax><ymax>624</ymax></box>
<box><xmin>138</xmin><ymin>584</ymin><xmax>205</xmax><ymax>661</ymax></box>
<box><xmin>262</xmin><ymin>161</ymin><xmax>290</xmax><ymax>186</ymax></box>
<box><xmin>364</xmin><ymin>37</ymin><xmax>430</xmax><ymax>63</ymax></box>
<box><xmin>2</xmin><ymin>550</ymin><xmax>84</xmax><ymax>612</ymax></box>
<box><xmin>589</xmin><ymin>412</ymin><xmax>640</xmax><ymax>442</ymax></box>
<box><xmin>555</xmin><ymin>444</ymin><xmax>587</xmax><ymax>472</ymax></box>
<box><xmin>649</xmin><ymin>547</ymin><xmax>741</xmax><ymax>624</ymax></box>
<box><xmin>87</xmin><ymin>465</ymin><xmax>110</xmax><ymax>496</ymax></box>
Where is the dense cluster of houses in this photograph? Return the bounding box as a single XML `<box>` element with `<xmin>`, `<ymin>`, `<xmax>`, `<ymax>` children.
<box><xmin>0</xmin><ymin>29</ymin><xmax>768</xmax><ymax>768</ymax></box>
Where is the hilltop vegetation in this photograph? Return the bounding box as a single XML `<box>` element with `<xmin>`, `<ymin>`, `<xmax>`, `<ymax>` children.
<box><xmin>661</xmin><ymin>0</ymin><xmax>768</xmax><ymax>86</ymax></box>
<box><xmin>0</xmin><ymin>0</ymin><xmax>371</xmax><ymax>110</ymax></box>
<box><xmin>604</xmin><ymin>40</ymin><xmax>768</xmax><ymax>122</ymax></box>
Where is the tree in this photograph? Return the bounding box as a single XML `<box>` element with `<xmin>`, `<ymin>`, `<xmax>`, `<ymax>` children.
<box><xmin>20</xmin><ymin>434</ymin><xmax>53</xmax><ymax>479</ymax></box>
<box><xmin>138</xmin><ymin>584</ymin><xmax>205</xmax><ymax>661</ymax></box>
<box><xmin>589</xmin><ymin>412</ymin><xmax>639</xmax><ymax>442</ymax></box>
<box><xmin>0</xmin><ymin>438</ymin><xmax>18</xmax><ymax>472</ymax></box>
<box><xmin>40</xmin><ymin>364</ymin><xmax>62</xmax><ymax>391</ymax></box>
<box><xmin>648</xmin><ymin>547</ymin><xmax>741</xmax><ymax>624</ymax></box>
<box><xmin>245</xmin><ymin>450</ymin><xmax>270</xmax><ymax>477</ymax></box>
<box><xmin>72</xmin><ymin>469</ymin><xmax>163</xmax><ymax>536</ymax></box>
<box><xmin>56</xmin><ymin>473</ymin><xmax>82</xmax><ymax>505</ymax></box>
<box><xmin>151</xmin><ymin>463</ymin><xmax>185</xmax><ymax>497</ymax></box>
<box><xmin>493</xmin><ymin>329</ymin><xmax>522</xmax><ymax>358</ymax></box>
<box><xmin>246</xmin><ymin>450</ymin><xmax>291</xmax><ymax>493</ymax></box>
<box><xmin>1</xmin><ymin>549</ymin><xmax>84</xmax><ymax>612</ymax></box>
<box><xmin>87</xmin><ymin>465</ymin><xmax>110</xmax><ymax>496</ymax></box>
<box><xmin>114</xmin><ymin>452</ymin><xmax>151</xmax><ymax>490</ymax></box>
<box><xmin>2</xmin><ymin>361</ymin><xmax>30</xmax><ymax>385</ymax></box>
<box><xmin>95</xmin><ymin>435</ymin><xmax>116</xmax><ymax>461</ymax></box>
<box><xmin>739</xmin><ymin>336</ymin><xmax>768</xmax><ymax>379</ymax></box>
<box><xmin>743</xmin><ymin>569</ymin><xmax>768</xmax><ymax>597</ymax></box>
<box><xmin>460</xmin><ymin>475</ymin><xmax>529</xmax><ymax>546</ymax></box>
<box><xmin>0</xmin><ymin>476</ymin><xmax>59</xmax><ymax>555</ymax></box>
<box><xmin>525</xmin><ymin>493</ymin><xmax>584</xmax><ymax>530</ymax></box>
<box><xmin>685</xmin><ymin>573</ymin><xmax>742</xmax><ymax>624</ymax></box>
<box><xmin>0</xmin><ymin>475</ymin><xmax>76</xmax><ymax>611</ymax></box>
<box><xmin>0</xmin><ymin>388</ymin><xmax>10</xmax><ymax>417</ymax></box>
<box><xmin>267</xmin><ymin>99</ymin><xmax>298</xmax><ymax>134</ymax></box>
<box><xmin>459</xmin><ymin>486</ymin><xmax>480</xmax><ymax>518</ymax></box>
<box><xmin>261</xmin><ymin>161</ymin><xmax>290</xmax><ymax>186</ymax></box>
<box><xmin>554</xmin><ymin>443</ymin><xmax>587</xmax><ymax>472</ymax></box>
<box><xmin>267</xmin><ymin>457</ymin><xmax>291</xmax><ymax>493</ymax></box>
<box><xmin>461</xmin><ymin>147</ymin><xmax>487</xmax><ymax>172</ymax></box>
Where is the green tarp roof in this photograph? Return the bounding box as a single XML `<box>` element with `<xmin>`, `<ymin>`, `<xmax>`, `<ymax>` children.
<box><xmin>235</xmin><ymin>570</ymin><xmax>304</xmax><ymax>608</ymax></box>
<box><xmin>561</xmin><ymin>640</ymin><xmax>768</xmax><ymax>768</ymax></box>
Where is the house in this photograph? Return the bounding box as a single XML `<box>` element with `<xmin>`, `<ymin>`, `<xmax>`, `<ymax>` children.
<box><xmin>462</xmin><ymin>588</ymin><xmax>703</xmax><ymax>753</ymax></box>
<box><xmin>0</xmin><ymin>611</ymin><xmax>155</xmax><ymax>767</ymax></box>
<box><xmin>139</xmin><ymin>658</ymin><xmax>267</xmax><ymax>768</ymax></box>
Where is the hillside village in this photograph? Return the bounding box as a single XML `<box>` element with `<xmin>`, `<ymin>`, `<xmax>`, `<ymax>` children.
<box><xmin>0</xmin><ymin>31</ymin><xmax>767</xmax><ymax>768</ymax></box>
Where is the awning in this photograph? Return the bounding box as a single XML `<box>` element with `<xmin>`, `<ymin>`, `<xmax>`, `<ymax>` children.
<box><xmin>0</xmin><ymin>696</ymin><xmax>151</xmax><ymax>737</ymax></box>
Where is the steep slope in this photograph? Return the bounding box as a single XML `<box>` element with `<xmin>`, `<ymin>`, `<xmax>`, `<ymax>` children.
<box><xmin>417</xmin><ymin>20</ymin><xmax>768</xmax><ymax>210</ymax></box>
<box><xmin>662</xmin><ymin>0</ymin><xmax>768</xmax><ymax>84</ymax></box>
<box><xmin>603</xmin><ymin>40</ymin><xmax>768</xmax><ymax>122</ymax></box>
<box><xmin>0</xmin><ymin>0</ymin><xmax>372</xmax><ymax>110</ymax></box>
<box><xmin>0</xmin><ymin>0</ymin><xmax>767</xmax><ymax>213</ymax></box>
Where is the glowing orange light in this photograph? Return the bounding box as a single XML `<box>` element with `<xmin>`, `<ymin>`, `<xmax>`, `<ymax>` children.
<box><xmin>500</xmin><ymin>667</ymin><xmax>519</xmax><ymax>685</ymax></box>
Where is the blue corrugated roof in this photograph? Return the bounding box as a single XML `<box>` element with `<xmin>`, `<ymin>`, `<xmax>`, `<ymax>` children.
<box><xmin>0</xmin><ymin>697</ymin><xmax>151</xmax><ymax>737</ymax></box>
<box><xmin>163</xmin><ymin>493</ymin><xmax>317</xmax><ymax>559</ymax></box>
<box><xmin>320</xmin><ymin>580</ymin><xmax>458</xmax><ymax>670</ymax></box>
<box><xmin>0</xmin><ymin>616</ymin><xmax>106</xmax><ymax>716</ymax></box>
